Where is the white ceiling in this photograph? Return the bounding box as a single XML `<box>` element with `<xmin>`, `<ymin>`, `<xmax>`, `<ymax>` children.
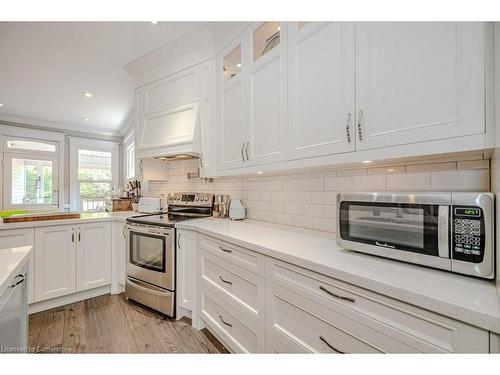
<box><xmin>0</xmin><ymin>22</ymin><xmax>206</xmax><ymax>135</ymax></box>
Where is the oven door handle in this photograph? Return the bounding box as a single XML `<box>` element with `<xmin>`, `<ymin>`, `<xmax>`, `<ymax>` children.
<box><xmin>126</xmin><ymin>278</ymin><xmax>172</xmax><ymax>297</ymax></box>
<box><xmin>438</xmin><ymin>206</ymin><xmax>449</xmax><ymax>258</ymax></box>
<box><xmin>126</xmin><ymin>224</ymin><xmax>171</xmax><ymax>236</ymax></box>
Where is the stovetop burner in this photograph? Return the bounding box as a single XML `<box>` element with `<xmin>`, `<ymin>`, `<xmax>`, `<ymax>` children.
<box><xmin>126</xmin><ymin>213</ymin><xmax>193</xmax><ymax>228</ymax></box>
<box><xmin>126</xmin><ymin>192</ymin><xmax>214</xmax><ymax>228</ymax></box>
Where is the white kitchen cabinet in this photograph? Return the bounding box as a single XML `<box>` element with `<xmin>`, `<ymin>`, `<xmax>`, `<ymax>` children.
<box><xmin>199</xmin><ymin>60</ymin><xmax>217</xmax><ymax>177</ymax></box>
<box><xmin>287</xmin><ymin>22</ymin><xmax>355</xmax><ymax>159</ymax></box>
<box><xmin>112</xmin><ymin>221</ymin><xmax>127</xmax><ymax>293</ymax></box>
<box><xmin>138</xmin><ymin>158</ymin><xmax>168</xmax><ymax>181</ymax></box>
<box><xmin>355</xmin><ymin>22</ymin><xmax>485</xmax><ymax>150</ymax></box>
<box><xmin>217</xmin><ymin>39</ymin><xmax>247</xmax><ymax>170</ymax></box>
<box><xmin>34</xmin><ymin>225</ymin><xmax>76</xmax><ymax>302</ymax></box>
<box><xmin>0</xmin><ymin>228</ymin><xmax>35</xmax><ymax>304</ymax></box>
<box><xmin>176</xmin><ymin>229</ymin><xmax>197</xmax><ymax>315</ymax></box>
<box><xmin>76</xmin><ymin>222</ymin><xmax>112</xmax><ymax>292</ymax></box>
<box><xmin>245</xmin><ymin>22</ymin><xmax>287</xmax><ymax>166</ymax></box>
<box><xmin>34</xmin><ymin>223</ymin><xmax>113</xmax><ymax>303</ymax></box>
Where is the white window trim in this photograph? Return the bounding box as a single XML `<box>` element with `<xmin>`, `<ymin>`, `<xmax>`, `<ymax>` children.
<box><xmin>0</xmin><ymin>125</ymin><xmax>65</xmax><ymax>211</ymax></box>
<box><xmin>123</xmin><ymin>129</ymin><xmax>135</xmax><ymax>183</ymax></box>
<box><xmin>69</xmin><ymin>137</ymin><xmax>119</xmax><ymax>212</ymax></box>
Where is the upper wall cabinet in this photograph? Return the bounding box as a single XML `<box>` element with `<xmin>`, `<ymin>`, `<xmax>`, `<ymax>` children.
<box><xmin>218</xmin><ymin>40</ymin><xmax>247</xmax><ymax>170</ymax></box>
<box><xmin>355</xmin><ymin>22</ymin><xmax>485</xmax><ymax>151</ymax></box>
<box><xmin>287</xmin><ymin>22</ymin><xmax>355</xmax><ymax>160</ymax></box>
<box><xmin>217</xmin><ymin>22</ymin><xmax>287</xmax><ymax>171</ymax></box>
<box><xmin>246</xmin><ymin>22</ymin><xmax>287</xmax><ymax>166</ymax></box>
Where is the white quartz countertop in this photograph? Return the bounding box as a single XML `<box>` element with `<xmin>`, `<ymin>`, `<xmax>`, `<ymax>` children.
<box><xmin>0</xmin><ymin>245</ymin><xmax>32</xmax><ymax>297</ymax></box>
<box><xmin>0</xmin><ymin>211</ymin><xmax>135</xmax><ymax>230</ymax></box>
<box><xmin>176</xmin><ymin>218</ymin><xmax>500</xmax><ymax>333</ymax></box>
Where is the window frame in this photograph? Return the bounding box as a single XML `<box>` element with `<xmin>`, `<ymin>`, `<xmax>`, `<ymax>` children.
<box><xmin>123</xmin><ymin>129</ymin><xmax>135</xmax><ymax>182</ymax></box>
<box><xmin>0</xmin><ymin>125</ymin><xmax>65</xmax><ymax>211</ymax></box>
<box><xmin>69</xmin><ymin>137</ymin><xmax>119</xmax><ymax>212</ymax></box>
<box><xmin>3</xmin><ymin>153</ymin><xmax>59</xmax><ymax>210</ymax></box>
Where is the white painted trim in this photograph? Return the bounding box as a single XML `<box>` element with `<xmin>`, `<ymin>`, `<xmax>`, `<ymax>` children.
<box><xmin>29</xmin><ymin>285</ymin><xmax>111</xmax><ymax>314</ymax></box>
<box><xmin>68</xmin><ymin>137</ymin><xmax>119</xmax><ymax>211</ymax></box>
<box><xmin>214</xmin><ymin>133</ymin><xmax>488</xmax><ymax>177</ymax></box>
<box><xmin>0</xmin><ymin>124</ymin><xmax>65</xmax><ymax>210</ymax></box>
<box><xmin>0</xmin><ymin>123</ymin><xmax>65</xmax><ymax>142</ymax></box>
<box><xmin>0</xmin><ymin>114</ymin><xmax>120</xmax><ymax>137</ymax></box>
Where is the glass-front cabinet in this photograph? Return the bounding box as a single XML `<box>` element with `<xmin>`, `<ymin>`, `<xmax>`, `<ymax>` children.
<box><xmin>217</xmin><ymin>22</ymin><xmax>287</xmax><ymax>172</ymax></box>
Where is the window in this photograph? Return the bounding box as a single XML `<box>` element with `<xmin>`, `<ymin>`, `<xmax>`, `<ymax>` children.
<box><xmin>6</xmin><ymin>138</ymin><xmax>57</xmax><ymax>153</ymax></box>
<box><xmin>126</xmin><ymin>143</ymin><xmax>135</xmax><ymax>179</ymax></box>
<box><xmin>77</xmin><ymin>149</ymin><xmax>112</xmax><ymax>212</ymax></box>
<box><xmin>3</xmin><ymin>154</ymin><xmax>59</xmax><ymax>209</ymax></box>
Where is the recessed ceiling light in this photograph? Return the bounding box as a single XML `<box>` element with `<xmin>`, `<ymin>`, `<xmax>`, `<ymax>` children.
<box><xmin>0</xmin><ymin>103</ymin><xmax>4</xmax><ymax>108</ymax></box>
<box><xmin>82</xmin><ymin>92</ymin><xmax>93</xmax><ymax>98</ymax></box>
<box><xmin>362</xmin><ymin>160</ymin><xmax>373</xmax><ymax>164</ymax></box>
<box><xmin>150</xmin><ymin>21</ymin><xmax>158</xmax><ymax>24</ymax></box>
<box><xmin>83</xmin><ymin>117</ymin><xmax>89</xmax><ymax>121</ymax></box>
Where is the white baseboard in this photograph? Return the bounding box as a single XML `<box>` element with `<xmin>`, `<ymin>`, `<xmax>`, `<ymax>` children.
<box><xmin>29</xmin><ymin>285</ymin><xmax>111</xmax><ymax>314</ymax></box>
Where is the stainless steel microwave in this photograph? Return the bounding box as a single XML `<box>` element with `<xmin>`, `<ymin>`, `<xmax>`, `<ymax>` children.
<box><xmin>336</xmin><ymin>192</ymin><xmax>495</xmax><ymax>279</ymax></box>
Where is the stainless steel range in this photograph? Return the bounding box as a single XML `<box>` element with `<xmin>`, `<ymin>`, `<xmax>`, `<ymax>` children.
<box><xmin>125</xmin><ymin>192</ymin><xmax>213</xmax><ymax>317</ymax></box>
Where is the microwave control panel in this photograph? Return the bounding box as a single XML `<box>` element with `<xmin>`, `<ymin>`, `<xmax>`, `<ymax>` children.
<box><xmin>452</xmin><ymin>206</ymin><xmax>485</xmax><ymax>263</ymax></box>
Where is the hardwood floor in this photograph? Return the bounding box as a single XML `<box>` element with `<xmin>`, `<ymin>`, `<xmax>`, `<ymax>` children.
<box><xmin>29</xmin><ymin>293</ymin><xmax>229</xmax><ymax>354</ymax></box>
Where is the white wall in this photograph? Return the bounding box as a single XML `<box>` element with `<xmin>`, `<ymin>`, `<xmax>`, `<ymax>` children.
<box><xmin>147</xmin><ymin>157</ymin><xmax>490</xmax><ymax>233</ymax></box>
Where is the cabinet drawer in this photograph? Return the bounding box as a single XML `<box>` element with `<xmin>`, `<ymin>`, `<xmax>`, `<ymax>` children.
<box><xmin>200</xmin><ymin>286</ymin><xmax>264</xmax><ymax>353</ymax></box>
<box><xmin>200</xmin><ymin>250</ymin><xmax>265</xmax><ymax>317</ymax></box>
<box><xmin>200</xmin><ymin>235</ymin><xmax>265</xmax><ymax>275</ymax></box>
<box><xmin>267</xmin><ymin>259</ymin><xmax>489</xmax><ymax>353</ymax></box>
<box><xmin>267</xmin><ymin>283</ymin><xmax>384</xmax><ymax>353</ymax></box>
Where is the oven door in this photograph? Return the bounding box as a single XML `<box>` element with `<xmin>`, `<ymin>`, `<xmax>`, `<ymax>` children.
<box><xmin>337</xmin><ymin>192</ymin><xmax>451</xmax><ymax>270</ymax></box>
<box><xmin>126</xmin><ymin>223</ymin><xmax>174</xmax><ymax>291</ymax></box>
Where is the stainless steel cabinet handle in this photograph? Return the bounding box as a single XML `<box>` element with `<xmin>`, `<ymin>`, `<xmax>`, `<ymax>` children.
<box><xmin>319</xmin><ymin>335</ymin><xmax>344</xmax><ymax>354</ymax></box>
<box><xmin>178</xmin><ymin>233</ymin><xmax>182</xmax><ymax>249</ymax></box>
<box><xmin>245</xmin><ymin>141</ymin><xmax>249</xmax><ymax>161</ymax></box>
<box><xmin>72</xmin><ymin>230</ymin><xmax>75</xmax><ymax>243</ymax></box>
<box><xmin>241</xmin><ymin>143</ymin><xmax>245</xmax><ymax>161</ymax></box>
<box><xmin>319</xmin><ymin>285</ymin><xmax>355</xmax><ymax>303</ymax></box>
<box><xmin>78</xmin><ymin>228</ymin><xmax>81</xmax><ymax>242</ymax></box>
<box><xmin>139</xmin><ymin>159</ymin><xmax>143</xmax><ymax>173</ymax></box>
<box><xmin>219</xmin><ymin>246</ymin><xmax>232</xmax><ymax>253</ymax></box>
<box><xmin>122</xmin><ymin>225</ymin><xmax>127</xmax><ymax>239</ymax></box>
<box><xmin>219</xmin><ymin>315</ymin><xmax>233</xmax><ymax>327</ymax></box>
<box><xmin>345</xmin><ymin>113</ymin><xmax>352</xmax><ymax>143</ymax></box>
<box><xmin>357</xmin><ymin>110</ymin><xmax>364</xmax><ymax>141</ymax></box>
<box><xmin>10</xmin><ymin>274</ymin><xmax>25</xmax><ymax>288</ymax></box>
<box><xmin>219</xmin><ymin>276</ymin><xmax>233</xmax><ymax>285</ymax></box>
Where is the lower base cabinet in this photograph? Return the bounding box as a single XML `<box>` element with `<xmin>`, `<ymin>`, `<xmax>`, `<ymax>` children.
<box><xmin>34</xmin><ymin>222</ymin><xmax>112</xmax><ymax>303</ymax></box>
<box><xmin>0</xmin><ymin>228</ymin><xmax>35</xmax><ymax>304</ymax></box>
<box><xmin>195</xmin><ymin>233</ymin><xmax>492</xmax><ymax>353</ymax></box>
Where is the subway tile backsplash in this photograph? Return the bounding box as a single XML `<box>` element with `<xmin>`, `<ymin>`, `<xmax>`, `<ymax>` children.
<box><xmin>147</xmin><ymin>158</ymin><xmax>490</xmax><ymax>234</ymax></box>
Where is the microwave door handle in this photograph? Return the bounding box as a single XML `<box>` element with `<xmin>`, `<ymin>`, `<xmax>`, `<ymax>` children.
<box><xmin>438</xmin><ymin>206</ymin><xmax>449</xmax><ymax>258</ymax></box>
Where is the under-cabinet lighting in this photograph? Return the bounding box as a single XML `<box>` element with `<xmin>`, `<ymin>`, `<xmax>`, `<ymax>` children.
<box><xmin>257</xmin><ymin>171</ymin><xmax>263</xmax><ymax>174</ymax></box>
<box><xmin>362</xmin><ymin>160</ymin><xmax>373</xmax><ymax>164</ymax></box>
<box><xmin>150</xmin><ymin>21</ymin><xmax>158</xmax><ymax>24</ymax></box>
<box><xmin>387</xmin><ymin>168</ymin><xmax>395</xmax><ymax>172</ymax></box>
<box><xmin>236</xmin><ymin>63</ymin><xmax>242</xmax><ymax>68</ymax></box>
<box><xmin>0</xmin><ymin>103</ymin><xmax>4</xmax><ymax>108</ymax></box>
<box><xmin>82</xmin><ymin>92</ymin><xmax>94</xmax><ymax>98</ymax></box>
<box><xmin>83</xmin><ymin>117</ymin><xmax>89</xmax><ymax>121</ymax></box>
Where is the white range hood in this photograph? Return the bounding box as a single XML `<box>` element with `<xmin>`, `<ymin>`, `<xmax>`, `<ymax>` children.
<box><xmin>136</xmin><ymin>101</ymin><xmax>201</xmax><ymax>160</ymax></box>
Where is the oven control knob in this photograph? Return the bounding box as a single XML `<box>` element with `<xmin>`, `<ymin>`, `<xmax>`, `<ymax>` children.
<box><xmin>195</xmin><ymin>197</ymin><xmax>199</xmax><ymax>201</ymax></box>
